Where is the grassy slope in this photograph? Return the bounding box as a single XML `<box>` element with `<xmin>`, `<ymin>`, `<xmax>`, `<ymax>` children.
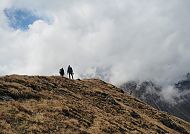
<box><xmin>0</xmin><ymin>75</ymin><xmax>190</xmax><ymax>134</ymax></box>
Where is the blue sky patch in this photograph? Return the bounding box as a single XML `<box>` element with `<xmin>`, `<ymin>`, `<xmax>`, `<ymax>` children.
<box><xmin>4</xmin><ymin>8</ymin><xmax>46</xmax><ymax>30</ymax></box>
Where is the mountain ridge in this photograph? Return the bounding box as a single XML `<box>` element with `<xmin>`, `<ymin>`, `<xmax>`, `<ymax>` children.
<box><xmin>0</xmin><ymin>75</ymin><xmax>190</xmax><ymax>134</ymax></box>
<box><xmin>120</xmin><ymin>78</ymin><xmax>190</xmax><ymax>123</ymax></box>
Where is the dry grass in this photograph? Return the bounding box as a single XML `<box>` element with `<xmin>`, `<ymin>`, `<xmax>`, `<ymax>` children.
<box><xmin>0</xmin><ymin>75</ymin><xmax>189</xmax><ymax>134</ymax></box>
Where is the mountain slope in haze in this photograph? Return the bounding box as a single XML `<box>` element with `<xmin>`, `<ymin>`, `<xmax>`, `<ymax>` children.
<box><xmin>120</xmin><ymin>76</ymin><xmax>190</xmax><ymax>123</ymax></box>
<box><xmin>0</xmin><ymin>75</ymin><xmax>190</xmax><ymax>134</ymax></box>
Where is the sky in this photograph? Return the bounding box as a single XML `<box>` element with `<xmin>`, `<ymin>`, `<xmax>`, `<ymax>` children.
<box><xmin>0</xmin><ymin>0</ymin><xmax>190</xmax><ymax>86</ymax></box>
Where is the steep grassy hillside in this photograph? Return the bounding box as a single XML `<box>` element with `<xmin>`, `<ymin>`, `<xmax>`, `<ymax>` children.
<box><xmin>0</xmin><ymin>75</ymin><xmax>190</xmax><ymax>134</ymax></box>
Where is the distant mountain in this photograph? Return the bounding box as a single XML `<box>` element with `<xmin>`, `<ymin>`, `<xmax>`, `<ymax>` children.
<box><xmin>120</xmin><ymin>74</ymin><xmax>190</xmax><ymax>123</ymax></box>
<box><xmin>0</xmin><ymin>75</ymin><xmax>190</xmax><ymax>133</ymax></box>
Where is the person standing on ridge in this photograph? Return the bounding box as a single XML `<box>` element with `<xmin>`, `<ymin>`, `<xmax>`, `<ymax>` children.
<box><xmin>59</xmin><ymin>67</ymin><xmax>65</xmax><ymax>77</ymax></box>
<box><xmin>67</xmin><ymin>65</ymin><xmax>74</xmax><ymax>79</ymax></box>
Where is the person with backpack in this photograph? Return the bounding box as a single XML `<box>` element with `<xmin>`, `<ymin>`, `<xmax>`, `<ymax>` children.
<box><xmin>59</xmin><ymin>68</ymin><xmax>65</xmax><ymax>77</ymax></box>
<box><xmin>67</xmin><ymin>65</ymin><xmax>74</xmax><ymax>79</ymax></box>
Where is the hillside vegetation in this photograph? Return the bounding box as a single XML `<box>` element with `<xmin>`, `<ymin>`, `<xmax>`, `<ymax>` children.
<box><xmin>0</xmin><ymin>75</ymin><xmax>190</xmax><ymax>134</ymax></box>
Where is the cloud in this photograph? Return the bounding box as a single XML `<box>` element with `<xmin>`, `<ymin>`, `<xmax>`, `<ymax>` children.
<box><xmin>159</xmin><ymin>85</ymin><xmax>180</xmax><ymax>105</ymax></box>
<box><xmin>159</xmin><ymin>85</ymin><xmax>190</xmax><ymax>105</ymax></box>
<box><xmin>0</xmin><ymin>0</ymin><xmax>190</xmax><ymax>87</ymax></box>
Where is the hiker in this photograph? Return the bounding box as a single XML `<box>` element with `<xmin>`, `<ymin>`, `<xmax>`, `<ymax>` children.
<box><xmin>67</xmin><ymin>65</ymin><xmax>74</xmax><ymax>79</ymax></box>
<box><xmin>59</xmin><ymin>68</ymin><xmax>65</xmax><ymax>77</ymax></box>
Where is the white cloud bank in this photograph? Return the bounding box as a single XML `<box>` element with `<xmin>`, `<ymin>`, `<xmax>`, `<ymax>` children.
<box><xmin>0</xmin><ymin>0</ymin><xmax>190</xmax><ymax>86</ymax></box>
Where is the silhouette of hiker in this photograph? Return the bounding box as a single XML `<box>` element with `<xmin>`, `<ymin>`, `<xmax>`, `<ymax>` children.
<box><xmin>67</xmin><ymin>65</ymin><xmax>74</xmax><ymax>79</ymax></box>
<box><xmin>59</xmin><ymin>68</ymin><xmax>65</xmax><ymax>77</ymax></box>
